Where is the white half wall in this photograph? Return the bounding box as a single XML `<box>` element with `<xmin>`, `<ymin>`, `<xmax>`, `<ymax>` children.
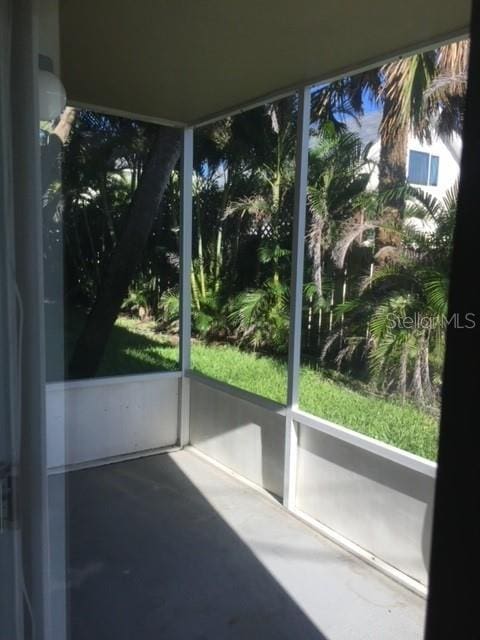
<box><xmin>46</xmin><ymin>372</ymin><xmax>180</xmax><ymax>469</ymax></box>
<box><xmin>189</xmin><ymin>374</ymin><xmax>435</xmax><ymax>586</ymax></box>
<box><xmin>295</xmin><ymin>420</ymin><xmax>436</xmax><ymax>585</ymax></box>
<box><xmin>46</xmin><ymin>366</ymin><xmax>436</xmax><ymax>588</ymax></box>
<box><xmin>189</xmin><ymin>375</ymin><xmax>286</xmax><ymax>497</ymax></box>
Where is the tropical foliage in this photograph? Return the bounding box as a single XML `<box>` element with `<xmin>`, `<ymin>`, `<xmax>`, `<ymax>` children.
<box><xmin>43</xmin><ymin>39</ymin><xmax>468</xmax><ymax>425</ymax></box>
<box><xmin>326</xmin><ymin>185</ymin><xmax>457</xmax><ymax>404</ymax></box>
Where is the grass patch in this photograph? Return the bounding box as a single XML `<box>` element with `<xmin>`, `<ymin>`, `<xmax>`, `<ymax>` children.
<box><xmin>189</xmin><ymin>344</ymin><xmax>437</xmax><ymax>461</ymax></box>
<box><xmin>299</xmin><ymin>368</ymin><xmax>438</xmax><ymax>461</ymax></box>
<box><xmin>62</xmin><ymin>316</ymin><xmax>438</xmax><ymax>461</ymax></box>
<box><xmin>191</xmin><ymin>343</ymin><xmax>288</xmax><ymax>404</ymax></box>
<box><xmin>99</xmin><ymin>320</ymin><xmax>179</xmax><ymax>377</ymax></box>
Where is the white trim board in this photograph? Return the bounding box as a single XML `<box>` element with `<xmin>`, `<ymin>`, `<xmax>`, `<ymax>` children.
<box><xmin>48</xmin><ymin>444</ymin><xmax>181</xmax><ymax>475</ymax></box>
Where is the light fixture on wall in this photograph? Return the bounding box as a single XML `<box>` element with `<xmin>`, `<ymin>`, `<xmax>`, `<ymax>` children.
<box><xmin>38</xmin><ymin>54</ymin><xmax>66</xmax><ymax>121</ymax></box>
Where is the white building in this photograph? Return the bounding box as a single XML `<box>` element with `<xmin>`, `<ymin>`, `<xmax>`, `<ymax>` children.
<box><xmin>347</xmin><ymin>110</ymin><xmax>461</xmax><ymax>201</ymax></box>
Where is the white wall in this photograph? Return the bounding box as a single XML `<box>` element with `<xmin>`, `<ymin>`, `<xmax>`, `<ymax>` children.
<box><xmin>295</xmin><ymin>419</ymin><xmax>435</xmax><ymax>585</ymax></box>
<box><xmin>45</xmin><ymin>368</ymin><xmax>436</xmax><ymax>587</ymax></box>
<box><xmin>189</xmin><ymin>374</ymin><xmax>435</xmax><ymax>587</ymax></box>
<box><xmin>189</xmin><ymin>375</ymin><xmax>286</xmax><ymax>497</ymax></box>
<box><xmin>367</xmin><ymin>133</ymin><xmax>460</xmax><ymax>201</ymax></box>
<box><xmin>46</xmin><ymin>372</ymin><xmax>180</xmax><ymax>469</ymax></box>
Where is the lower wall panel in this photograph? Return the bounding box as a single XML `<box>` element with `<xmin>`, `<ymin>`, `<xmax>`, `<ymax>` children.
<box><xmin>296</xmin><ymin>424</ymin><xmax>435</xmax><ymax>585</ymax></box>
<box><xmin>46</xmin><ymin>370</ymin><xmax>434</xmax><ymax>586</ymax></box>
<box><xmin>46</xmin><ymin>374</ymin><xmax>179</xmax><ymax>469</ymax></box>
<box><xmin>189</xmin><ymin>378</ymin><xmax>285</xmax><ymax>497</ymax></box>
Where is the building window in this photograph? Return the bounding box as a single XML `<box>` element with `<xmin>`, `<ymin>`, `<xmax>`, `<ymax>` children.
<box><xmin>429</xmin><ymin>155</ymin><xmax>439</xmax><ymax>186</ymax></box>
<box><xmin>408</xmin><ymin>150</ymin><xmax>440</xmax><ymax>186</ymax></box>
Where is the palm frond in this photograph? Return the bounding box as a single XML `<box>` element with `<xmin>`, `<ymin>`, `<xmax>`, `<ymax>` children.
<box><xmin>381</xmin><ymin>52</ymin><xmax>435</xmax><ymax>141</ymax></box>
<box><xmin>332</xmin><ymin>220</ymin><xmax>378</xmax><ymax>268</ymax></box>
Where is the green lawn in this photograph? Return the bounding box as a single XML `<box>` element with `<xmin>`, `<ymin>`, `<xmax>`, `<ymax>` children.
<box><xmin>93</xmin><ymin>317</ymin><xmax>438</xmax><ymax>461</ymax></box>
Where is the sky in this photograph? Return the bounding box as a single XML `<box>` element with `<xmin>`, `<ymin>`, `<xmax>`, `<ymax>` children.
<box><xmin>363</xmin><ymin>91</ymin><xmax>381</xmax><ymax>114</ymax></box>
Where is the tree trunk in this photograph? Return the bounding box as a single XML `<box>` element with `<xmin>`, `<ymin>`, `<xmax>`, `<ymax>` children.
<box><xmin>68</xmin><ymin>126</ymin><xmax>181</xmax><ymax>379</ymax></box>
<box><xmin>376</xmin><ymin>96</ymin><xmax>409</xmax><ymax>259</ymax></box>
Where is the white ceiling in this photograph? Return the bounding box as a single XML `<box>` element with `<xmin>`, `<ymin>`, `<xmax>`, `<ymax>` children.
<box><xmin>60</xmin><ymin>0</ymin><xmax>471</xmax><ymax>126</ymax></box>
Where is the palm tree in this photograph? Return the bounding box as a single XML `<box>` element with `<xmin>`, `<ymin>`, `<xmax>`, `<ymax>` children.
<box><xmin>229</xmin><ymin>273</ymin><xmax>290</xmax><ymax>353</ymax></box>
<box><xmin>376</xmin><ymin>40</ymin><xmax>468</xmax><ymax>251</ymax></box>
<box><xmin>307</xmin><ymin>125</ymin><xmax>375</xmax><ymax>300</ymax></box>
<box><xmin>224</xmin><ymin>99</ymin><xmax>297</xmax><ymax>353</ymax></box>
<box><xmin>327</xmin><ymin>184</ymin><xmax>457</xmax><ymax>405</ymax></box>
<box><xmin>381</xmin><ymin>41</ymin><xmax>469</xmax><ymax>144</ymax></box>
<box><xmin>224</xmin><ymin>99</ymin><xmax>296</xmax><ymax>231</ymax></box>
<box><xmin>155</xmin><ymin>98</ymin><xmax>298</xmax><ymax>347</ymax></box>
<box><xmin>311</xmin><ymin>40</ymin><xmax>468</xmax><ymax>254</ymax></box>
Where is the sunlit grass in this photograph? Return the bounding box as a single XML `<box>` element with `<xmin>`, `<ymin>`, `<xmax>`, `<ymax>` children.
<box><xmin>299</xmin><ymin>367</ymin><xmax>438</xmax><ymax>460</ymax></box>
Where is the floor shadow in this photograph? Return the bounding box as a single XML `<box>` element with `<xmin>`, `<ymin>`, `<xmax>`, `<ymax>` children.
<box><xmin>49</xmin><ymin>454</ymin><xmax>327</xmax><ymax>640</ymax></box>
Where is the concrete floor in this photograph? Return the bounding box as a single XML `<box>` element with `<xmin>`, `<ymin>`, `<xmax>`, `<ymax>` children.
<box><xmin>49</xmin><ymin>449</ymin><xmax>426</xmax><ymax>640</ymax></box>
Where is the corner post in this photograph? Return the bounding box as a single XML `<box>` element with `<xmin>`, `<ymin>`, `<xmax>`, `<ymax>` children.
<box><xmin>179</xmin><ymin>127</ymin><xmax>193</xmax><ymax>446</ymax></box>
<box><xmin>284</xmin><ymin>86</ymin><xmax>311</xmax><ymax>509</ymax></box>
